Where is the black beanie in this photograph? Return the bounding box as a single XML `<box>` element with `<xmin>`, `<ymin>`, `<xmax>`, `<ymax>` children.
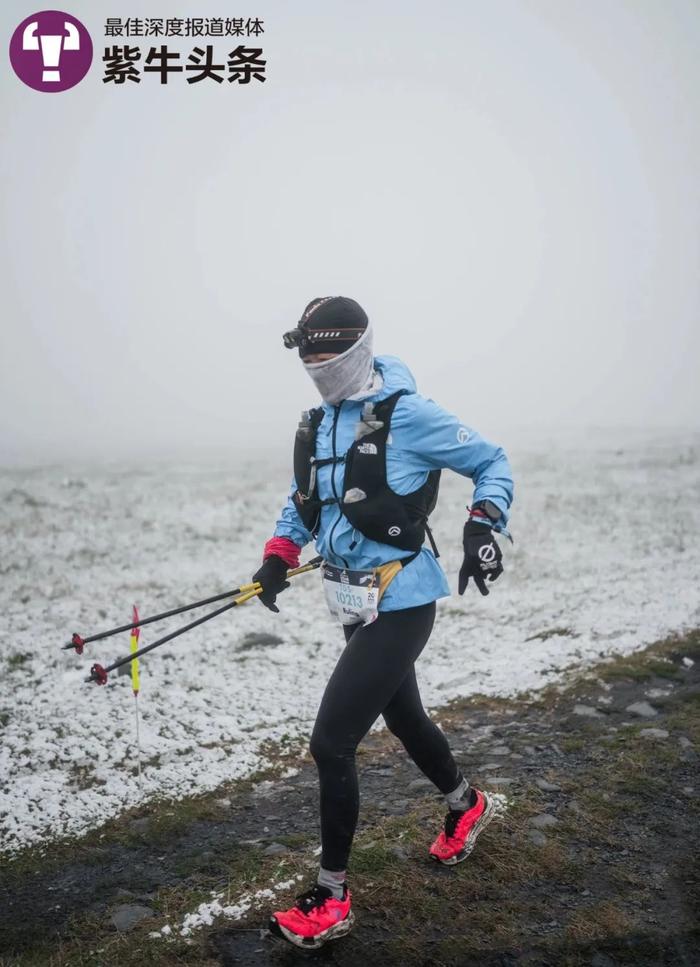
<box><xmin>297</xmin><ymin>296</ymin><xmax>369</xmax><ymax>358</ymax></box>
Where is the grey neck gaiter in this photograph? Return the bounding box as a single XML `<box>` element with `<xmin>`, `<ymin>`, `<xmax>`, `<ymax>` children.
<box><xmin>302</xmin><ymin>326</ymin><xmax>375</xmax><ymax>405</ymax></box>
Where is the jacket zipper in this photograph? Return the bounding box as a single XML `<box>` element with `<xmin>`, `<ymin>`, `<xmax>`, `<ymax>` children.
<box><xmin>327</xmin><ymin>402</ymin><xmax>349</xmax><ymax>567</ymax></box>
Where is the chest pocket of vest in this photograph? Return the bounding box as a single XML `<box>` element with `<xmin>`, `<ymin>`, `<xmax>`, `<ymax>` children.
<box><xmin>341</xmin><ymin>392</ymin><xmax>440</xmax><ymax>553</ymax></box>
<box><xmin>293</xmin><ymin>391</ymin><xmax>440</xmax><ymax>554</ymax></box>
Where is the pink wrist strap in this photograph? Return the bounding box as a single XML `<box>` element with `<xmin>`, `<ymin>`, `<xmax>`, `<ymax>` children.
<box><xmin>263</xmin><ymin>537</ymin><xmax>301</xmax><ymax>569</ymax></box>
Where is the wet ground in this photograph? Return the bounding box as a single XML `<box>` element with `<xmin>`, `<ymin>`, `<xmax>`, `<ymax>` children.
<box><xmin>1</xmin><ymin>632</ymin><xmax>699</xmax><ymax>966</ymax></box>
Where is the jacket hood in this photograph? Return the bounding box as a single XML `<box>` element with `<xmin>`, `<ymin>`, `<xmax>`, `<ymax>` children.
<box><xmin>372</xmin><ymin>355</ymin><xmax>418</xmax><ymax>398</ymax></box>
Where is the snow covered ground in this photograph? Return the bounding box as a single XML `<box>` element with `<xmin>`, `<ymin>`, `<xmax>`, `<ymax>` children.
<box><xmin>1</xmin><ymin>428</ymin><xmax>698</xmax><ymax>855</ymax></box>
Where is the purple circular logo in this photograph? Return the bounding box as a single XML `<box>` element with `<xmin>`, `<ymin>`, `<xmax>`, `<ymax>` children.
<box><xmin>9</xmin><ymin>10</ymin><xmax>92</xmax><ymax>93</ymax></box>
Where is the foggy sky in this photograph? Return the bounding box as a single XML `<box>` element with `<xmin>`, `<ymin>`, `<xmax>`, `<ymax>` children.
<box><xmin>1</xmin><ymin>0</ymin><xmax>698</xmax><ymax>465</ymax></box>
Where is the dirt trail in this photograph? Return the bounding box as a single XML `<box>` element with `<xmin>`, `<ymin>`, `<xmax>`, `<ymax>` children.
<box><xmin>1</xmin><ymin>630</ymin><xmax>698</xmax><ymax>966</ymax></box>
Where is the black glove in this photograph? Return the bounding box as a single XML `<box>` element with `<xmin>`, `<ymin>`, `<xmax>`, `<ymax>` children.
<box><xmin>458</xmin><ymin>520</ymin><xmax>503</xmax><ymax>596</ymax></box>
<box><xmin>252</xmin><ymin>555</ymin><xmax>290</xmax><ymax>613</ymax></box>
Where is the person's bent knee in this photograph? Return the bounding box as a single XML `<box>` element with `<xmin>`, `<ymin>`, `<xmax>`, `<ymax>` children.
<box><xmin>310</xmin><ymin>729</ymin><xmax>338</xmax><ymax>764</ymax></box>
<box><xmin>382</xmin><ymin>715</ymin><xmax>404</xmax><ymax>740</ymax></box>
<box><xmin>310</xmin><ymin>728</ymin><xmax>356</xmax><ymax>765</ymax></box>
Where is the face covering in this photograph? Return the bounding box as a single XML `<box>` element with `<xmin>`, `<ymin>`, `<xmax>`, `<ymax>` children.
<box><xmin>302</xmin><ymin>325</ymin><xmax>376</xmax><ymax>404</ymax></box>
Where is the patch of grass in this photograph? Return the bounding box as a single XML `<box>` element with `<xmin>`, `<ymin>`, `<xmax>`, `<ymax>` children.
<box><xmin>566</xmin><ymin>901</ymin><xmax>636</xmax><ymax>943</ymax></box>
<box><xmin>560</xmin><ymin>736</ymin><xmax>586</xmax><ymax>753</ymax></box>
<box><xmin>598</xmin><ymin>662</ymin><xmax>657</xmax><ymax>682</ymax></box>
<box><xmin>4</xmin><ymin>835</ymin><xmax>305</xmax><ymax>966</ymax></box>
<box><xmin>665</xmin><ymin>694</ymin><xmax>700</xmax><ymax>744</ymax></box>
<box><xmin>526</xmin><ymin>626</ymin><xmax>579</xmax><ymax>642</ymax></box>
<box><xmin>646</xmin><ymin>659</ymin><xmax>682</xmax><ymax>679</ymax></box>
<box><xmin>669</xmin><ymin>627</ymin><xmax>700</xmax><ymax>658</ymax></box>
<box><xmin>574</xmin><ymin>732</ymin><xmax>671</xmax><ymax>821</ymax></box>
<box><xmin>437</xmin><ymin>690</ymin><xmax>516</xmax><ymax>723</ymax></box>
<box><xmin>590</xmin><ymin>628</ymin><xmax>700</xmax><ymax>688</ymax></box>
<box><xmin>275</xmin><ymin>831</ymin><xmax>310</xmax><ymax>849</ymax></box>
<box><xmin>6</xmin><ymin>652</ymin><xmax>31</xmax><ymax>670</ymax></box>
<box><xmin>600</xmin><ymin>658</ymin><xmax>680</xmax><ymax>683</ymax></box>
<box><xmin>6</xmin><ymin>910</ymin><xmax>216</xmax><ymax>967</ymax></box>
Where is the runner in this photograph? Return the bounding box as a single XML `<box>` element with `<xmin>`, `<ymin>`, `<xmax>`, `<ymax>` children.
<box><xmin>252</xmin><ymin>296</ymin><xmax>514</xmax><ymax>949</ymax></box>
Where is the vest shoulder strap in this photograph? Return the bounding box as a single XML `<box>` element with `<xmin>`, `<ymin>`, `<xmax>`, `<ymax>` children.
<box><xmin>371</xmin><ymin>388</ymin><xmax>409</xmax><ymax>424</ymax></box>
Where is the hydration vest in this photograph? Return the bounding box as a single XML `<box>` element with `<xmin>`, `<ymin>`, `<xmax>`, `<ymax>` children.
<box><xmin>292</xmin><ymin>390</ymin><xmax>440</xmax><ymax>555</ymax></box>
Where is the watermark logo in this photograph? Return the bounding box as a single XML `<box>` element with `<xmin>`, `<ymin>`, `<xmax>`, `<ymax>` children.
<box><xmin>9</xmin><ymin>10</ymin><xmax>93</xmax><ymax>93</ymax></box>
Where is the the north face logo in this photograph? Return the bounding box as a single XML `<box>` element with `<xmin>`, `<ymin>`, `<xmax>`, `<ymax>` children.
<box><xmin>357</xmin><ymin>442</ymin><xmax>378</xmax><ymax>455</ymax></box>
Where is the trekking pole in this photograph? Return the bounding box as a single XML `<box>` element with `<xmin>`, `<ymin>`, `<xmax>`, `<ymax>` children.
<box><xmin>85</xmin><ymin>556</ymin><xmax>322</xmax><ymax>686</ymax></box>
<box><xmin>130</xmin><ymin>605</ymin><xmax>143</xmax><ymax>790</ymax></box>
<box><xmin>63</xmin><ymin>581</ymin><xmax>272</xmax><ymax>655</ymax></box>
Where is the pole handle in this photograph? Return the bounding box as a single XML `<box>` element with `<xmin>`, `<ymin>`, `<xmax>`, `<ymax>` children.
<box><xmin>83</xmin><ymin>557</ymin><xmax>322</xmax><ymax>684</ymax></box>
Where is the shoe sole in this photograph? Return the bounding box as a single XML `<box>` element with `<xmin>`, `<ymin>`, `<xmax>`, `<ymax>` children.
<box><xmin>269</xmin><ymin>910</ymin><xmax>355</xmax><ymax>949</ymax></box>
<box><xmin>431</xmin><ymin>791</ymin><xmax>497</xmax><ymax>866</ymax></box>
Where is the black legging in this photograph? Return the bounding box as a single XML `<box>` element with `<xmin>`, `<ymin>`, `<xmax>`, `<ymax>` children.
<box><xmin>309</xmin><ymin>601</ymin><xmax>462</xmax><ymax>871</ymax></box>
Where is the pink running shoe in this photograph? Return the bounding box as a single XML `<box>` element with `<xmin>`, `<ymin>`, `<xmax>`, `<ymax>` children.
<box><xmin>429</xmin><ymin>788</ymin><xmax>496</xmax><ymax>865</ymax></box>
<box><xmin>269</xmin><ymin>882</ymin><xmax>354</xmax><ymax>949</ymax></box>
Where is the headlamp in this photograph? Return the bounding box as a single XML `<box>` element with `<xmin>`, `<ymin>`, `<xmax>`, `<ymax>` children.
<box><xmin>282</xmin><ymin>323</ymin><xmax>366</xmax><ymax>354</ymax></box>
<box><xmin>283</xmin><ymin>326</ymin><xmax>304</xmax><ymax>350</ymax></box>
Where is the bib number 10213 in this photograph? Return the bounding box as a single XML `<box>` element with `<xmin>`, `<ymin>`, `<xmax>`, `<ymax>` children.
<box><xmin>335</xmin><ymin>589</ymin><xmax>364</xmax><ymax>609</ymax></box>
<box><xmin>321</xmin><ymin>563</ymin><xmax>379</xmax><ymax>626</ymax></box>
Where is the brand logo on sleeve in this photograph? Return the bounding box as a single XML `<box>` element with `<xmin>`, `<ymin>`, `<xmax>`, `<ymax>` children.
<box><xmin>457</xmin><ymin>426</ymin><xmax>470</xmax><ymax>445</ymax></box>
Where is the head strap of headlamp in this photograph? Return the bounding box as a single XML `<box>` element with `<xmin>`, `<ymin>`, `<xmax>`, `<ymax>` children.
<box><xmin>282</xmin><ymin>324</ymin><xmax>366</xmax><ymax>353</ymax></box>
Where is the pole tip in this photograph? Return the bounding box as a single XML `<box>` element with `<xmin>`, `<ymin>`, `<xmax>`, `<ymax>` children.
<box><xmin>65</xmin><ymin>633</ymin><xmax>85</xmax><ymax>654</ymax></box>
<box><xmin>88</xmin><ymin>663</ymin><xmax>108</xmax><ymax>685</ymax></box>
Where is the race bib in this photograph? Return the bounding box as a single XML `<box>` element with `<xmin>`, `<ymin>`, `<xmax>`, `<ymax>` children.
<box><xmin>321</xmin><ymin>563</ymin><xmax>379</xmax><ymax>626</ymax></box>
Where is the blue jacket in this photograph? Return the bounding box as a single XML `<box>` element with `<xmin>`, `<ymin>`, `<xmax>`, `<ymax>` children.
<box><xmin>274</xmin><ymin>355</ymin><xmax>514</xmax><ymax>611</ymax></box>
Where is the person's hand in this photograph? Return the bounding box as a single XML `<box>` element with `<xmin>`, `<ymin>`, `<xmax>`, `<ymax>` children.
<box><xmin>458</xmin><ymin>520</ymin><xmax>503</xmax><ymax>596</ymax></box>
<box><xmin>252</xmin><ymin>555</ymin><xmax>290</xmax><ymax>613</ymax></box>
